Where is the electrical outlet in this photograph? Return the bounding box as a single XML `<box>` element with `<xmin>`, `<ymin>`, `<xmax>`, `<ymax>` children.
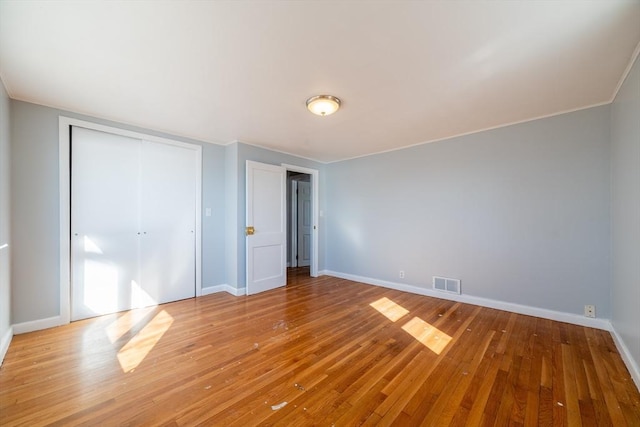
<box><xmin>399</xmin><ymin>270</ymin><xmax>405</xmax><ymax>279</ymax></box>
<box><xmin>584</xmin><ymin>305</ymin><xmax>596</xmax><ymax>318</ymax></box>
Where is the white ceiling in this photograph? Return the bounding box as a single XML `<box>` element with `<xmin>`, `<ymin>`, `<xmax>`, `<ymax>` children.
<box><xmin>1</xmin><ymin>1</ymin><xmax>639</xmax><ymax>163</ymax></box>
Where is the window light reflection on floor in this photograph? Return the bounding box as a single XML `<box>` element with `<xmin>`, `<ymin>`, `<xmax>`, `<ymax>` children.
<box><xmin>369</xmin><ymin>297</ymin><xmax>409</xmax><ymax>322</ymax></box>
<box><xmin>401</xmin><ymin>316</ymin><xmax>452</xmax><ymax>355</ymax></box>
<box><xmin>369</xmin><ymin>298</ymin><xmax>453</xmax><ymax>355</ymax></box>
<box><xmin>105</xmin><ymin>306</ymin><xmax>156</xmax><ymax>344</ymax></box>
<box><xmin>117</xmin><ymin>310</ymin><xmax>174</xmax><ymax>373</ymax></box>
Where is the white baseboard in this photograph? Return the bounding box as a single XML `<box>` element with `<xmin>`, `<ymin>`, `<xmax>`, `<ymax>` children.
<box><xmin>10</xmin><ymin>286</ymin><xmax>250</xmax><ymax>336</ymax></box>
<box><xmin>321</xmin><ymin>270</ymin><xmax>611</xmax><ymax>331</ymax></box>
<box><xmin>13</xmin><ymin>316</ymin><xmax>64</xmax><ymax>334</ymax></box>
<box><xmin>321</xmin><ymin>269</ymin><xmax>640</xmax><ymax>391</ymax></box>
<box><xmin>609</xmin><ymin>325</ymin><xmax>640</xmax><ymax>391</ymax></box>
<box><xmin>201</xmin><ymin>284</ymin><xmax>247</xmax><ymax>297</ymax></box>
<box><xmin>0</xmin><ymin>326</ymin><xmax>13</xmax><ymax>365</ymax></box>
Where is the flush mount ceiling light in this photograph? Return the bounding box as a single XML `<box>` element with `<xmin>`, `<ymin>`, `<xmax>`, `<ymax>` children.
<box><xmin>306</xmin><ymin>95</ymin><xmax>341</xmax><ymax>116</ymax></box>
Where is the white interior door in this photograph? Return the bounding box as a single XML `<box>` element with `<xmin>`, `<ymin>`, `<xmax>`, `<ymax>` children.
<box><xmin>71</xmin><ymin>127</ymin><xmax>142</xmax><ymax>321</ymax></box>
<box><xmin>140</xmin><ymin>140</ymin><xmax>196</xmax><ymax>305</ymax></box>
<box><xmin>296</xmin><ymin>180</ymin><xmax>312</xmax><ymax>267</ymax></box>
<box><xmin>246</xmin><ymin>160</ymin><xmax>286</xmax><ymax>295</ymax></box>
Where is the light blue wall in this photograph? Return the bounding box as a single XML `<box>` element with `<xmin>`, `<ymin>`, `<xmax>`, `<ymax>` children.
<box><xmin>10</xmin><ymin>100</ymin><xmax>227</xmax><ymax>324</ymax></box>
<box><xmin>8</xmin><ymin>99</ymin><xmax>326</xmax><ymax>324</ymax></box>
<box><xmin>325</xmin><ymin>106</ymin><xmax>612</xmax><ymax>317</ymax></box>
<box><xmin>0</xmin><ymin>78</ymin><xmax>11</xmax><ymax>356</ymax></box>
<box><xmin>10</xmin><ymin>101</ymin><xmax>60</xmax><ymax>322</ymax></box>
<box><xmin>201</xmin><ymin>143</ymin><xmax>226</xmax><ymax>289</ymax></box>
<box><xmin>611</xmin><ymin>55</ymin><xmax>640</xmax><ymax>376</ymax></box>
<box><xmin>224</xmin><ymin>143</ymin><xmax>239</xmax><ymax>289</ymax></box>
<box><xmin>227</xmin><ymin>142</ymin><xmax>326</xmax><ymax>288</ymax></box>
<box><xmin>3</xmin><ymin>87</ymin><xmax>627</xmax><ymax>339</ymax></box>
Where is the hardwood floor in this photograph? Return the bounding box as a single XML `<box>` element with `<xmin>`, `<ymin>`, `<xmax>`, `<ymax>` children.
<box><xmin>1</xmin><ymin>269</ymin><xmax>639</xmax><ymax>426</ymax></box>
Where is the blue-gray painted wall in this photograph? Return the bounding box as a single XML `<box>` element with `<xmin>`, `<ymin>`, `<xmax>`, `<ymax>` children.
<box><xmin>7</xmin><ymin>99</ymin><xmax>326</xmax><ymax>324</ymax></box>
<box><xmin>9</xmin><ymin>100</ymin><xmax>227</xmax><ymax>323</ymax></box>
<box><xmin>611</xmin><ymin>54</ymin><xmax>640</xmax><ymax>375</ymax></box>
<box><xmin>325</xmin><ymin>106</ymin><xmax>612</xmax><ymax>317</ymax></box>
<box><xmin>3</xmin><ymin>81</ymin><xmax>634</xmax><ymax>380</ymax></box>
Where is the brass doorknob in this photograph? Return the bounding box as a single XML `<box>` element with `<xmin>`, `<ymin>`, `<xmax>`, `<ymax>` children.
<box><xmin>246</xmin><ymin>226</ymin><xmax>255</xmax><ymax>236</ymax></box>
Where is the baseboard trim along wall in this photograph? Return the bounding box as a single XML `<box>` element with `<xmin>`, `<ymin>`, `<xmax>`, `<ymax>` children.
<box><xmin>201</xmin><ymin>284</ymin><xmax>247</xmax><ymax>297</ymax></box>
<box><xmin>610</xmin><ymin>326</ymin><xmax>640</xmax><ymax>391</ymax></box>
<box><xmin>0</xmin><ymin>326</ymin><xmax>13</xmax><ymax>365</ymax></box>
<box><xmin>319</xmin><ymin>269</ymin><xmax>640</xmax><ymax>390</ymax></box>
<box><xmin>319</xmin><ymin>270</ymin><xmax>610</xmax><ymax>330</ymax></box>
<box><xmin>12</xmin><ymin>315</ymin><xmax>64</xmax><ymax>335</ymax></box>
<box><xmin>4</xmin><ymin>274</ymin><xmax>638</xmax><ymax>390</ymax></box>
<box><xmin>9</xmin><ymin>285</ymin><xmax>246</xmax><ymax>337</ymax></box>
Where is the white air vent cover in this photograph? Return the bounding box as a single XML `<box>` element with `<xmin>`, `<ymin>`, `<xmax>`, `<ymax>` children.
<box><xmin>433</xmin><ymin>276</ymin><xmax>461</xmax><ymax>295</ymax></box>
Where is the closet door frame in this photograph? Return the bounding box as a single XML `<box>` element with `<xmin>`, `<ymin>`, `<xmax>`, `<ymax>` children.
<box><xmin>59</xmin><ymin>117</ymin><xmax>202</xmax><ymax>325</ymax></box>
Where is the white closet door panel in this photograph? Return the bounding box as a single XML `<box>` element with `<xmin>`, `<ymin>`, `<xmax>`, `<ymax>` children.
<box><xmin>140</xmin><ymin>140</ymin><xmax>196</xmax><ymax>304</ymax></box>
<box><xmin>71</xmin><ymin>127</ymin><xmax>142</xmax><ymax>321</ymax></box>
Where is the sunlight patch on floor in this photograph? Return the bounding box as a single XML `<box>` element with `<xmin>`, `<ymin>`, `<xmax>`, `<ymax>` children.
<box><xmin>117</xmin><ymin>310</ymin><xmax>174</xmax><ymax>372</ymax></box>
<box><xmin>105</xmin><ymin>306</ymin><xmax>156</xmax><ymax>344</ymax></box>
<box><xmin>369</xmin><ymin>297</ymin><xmax>454</xmax><ymax>355</ymax></box>
<box><xmin>401</xmin><ymin>316</ymin><xmax>452</xmax><ymax>355</ymax></box>
<box><xmin>370</xmin><ymin>297</ymin><xmax>409</xmax><ymax>322</ymax></box>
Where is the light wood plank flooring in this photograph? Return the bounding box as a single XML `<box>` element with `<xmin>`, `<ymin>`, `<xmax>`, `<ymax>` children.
<box><xmin>1</xmin><ymin>269</ymin><xmax>639</xmax><ymax>426</ymax></box>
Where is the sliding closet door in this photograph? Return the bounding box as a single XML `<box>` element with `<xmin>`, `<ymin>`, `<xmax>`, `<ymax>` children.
<box><xmin>140</xmin><ymin>140</ymin><xmax>196</xmax><ymax>304</ymax></box>
<box><xmin>71</xmin><ymin>127</ymin><xmax>142</xmax><ymax>321</ymax></box>
<box><xmin>71</xmin><ymin>127</ymin><xmax>197</xmax><ymax>321</ymax></box>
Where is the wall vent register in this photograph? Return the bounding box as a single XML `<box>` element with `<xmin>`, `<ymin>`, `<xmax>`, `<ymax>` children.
<box><xmin>433</xmin><ymin>276</ymin><xmax>461</xmax><ymax>295</ymax></box>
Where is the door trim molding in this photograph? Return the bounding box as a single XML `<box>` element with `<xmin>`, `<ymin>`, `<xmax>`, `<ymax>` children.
<box><xmin>281</xmin><ymin>164</ymin><xmax>319</xmax><ymax>277</ymax></box>
<box><xmin>59</xmin><ymin>116</ymin><xmax>202</xmax><ymax>326</ymax></box>
<box><xmin>290</xmin><ymin>180</ymin><xmax>298</xmax><ymax>268</ymax></box>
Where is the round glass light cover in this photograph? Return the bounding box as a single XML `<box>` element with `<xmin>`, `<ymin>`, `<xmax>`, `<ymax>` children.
<box><xmin>307</xmin><ymin>95</ymin><xmax>340</xmax><ymax>116</ymax></box>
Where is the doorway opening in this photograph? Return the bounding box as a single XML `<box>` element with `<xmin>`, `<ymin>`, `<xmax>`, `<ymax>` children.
<box><xmin>245</xmin><ymin>162</ymin><xmax>318</xmax><ymax>295</ymax></box>
<box><xmin>287</xmin><ymin>171</ymin><xmax>311</xmax><ymax>278</ymax></box>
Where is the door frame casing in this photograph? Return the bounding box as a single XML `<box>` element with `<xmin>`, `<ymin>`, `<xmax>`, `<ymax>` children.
<box><xmin>59</xmin><ymin>117</ymin><xmax>202</xmax><ymax>325</ymax></box>
<box><xmin>290</xmin><ymin>180</ymin><xmax>299</xmax><ymax>268</ymax></box>
<box><xmin>282</xmin><ymin>164</ymin><xmax>319</xmax><ymax>278</ymax></box>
